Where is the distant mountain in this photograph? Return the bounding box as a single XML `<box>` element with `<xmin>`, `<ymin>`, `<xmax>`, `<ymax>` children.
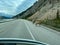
<box><xmin>0</xmin><ymin>13</ymin><xmax>13</xmax><ymax>19</ymax></box>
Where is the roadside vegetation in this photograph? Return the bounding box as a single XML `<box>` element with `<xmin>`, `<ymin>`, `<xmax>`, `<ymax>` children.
<box><xmin>42</xmin><ymin>9</ymin><xmax>60</xmax><ymax>32</ymax></box>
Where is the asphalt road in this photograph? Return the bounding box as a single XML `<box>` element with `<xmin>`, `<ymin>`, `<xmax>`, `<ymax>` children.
<box><xmin>23</xmin><ymin>20</ymin><xmax>60</xmax><ymax>45</ymax></box>
<box><xmin>0</xmin><ymin>19</ymin><xmax>33</xmax><ymax>40</ymax></box>
<box><xmin>0</xmin><ymin>19</ymin><xmax>60</xmax><ymax>45</ymax></box>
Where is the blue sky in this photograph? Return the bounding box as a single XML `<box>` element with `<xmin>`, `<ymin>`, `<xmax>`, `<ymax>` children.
<box><xmin>0</xmin><ymin>0</ymin><xmax>37</xmax><ymax>17</ymax></box>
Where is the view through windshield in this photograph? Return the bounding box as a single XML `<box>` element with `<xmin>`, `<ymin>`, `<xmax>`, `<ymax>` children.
<box><xmin>0</xmin><ymin>0</ymin><xmax>60</xmax><ymax>45</ymax></box>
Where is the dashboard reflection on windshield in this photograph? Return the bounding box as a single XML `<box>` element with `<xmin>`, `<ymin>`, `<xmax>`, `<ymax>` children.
<box><xmin>0</xmin><ymin>43</ymin><xmax>42</xmax><ymax>45</ymax></box>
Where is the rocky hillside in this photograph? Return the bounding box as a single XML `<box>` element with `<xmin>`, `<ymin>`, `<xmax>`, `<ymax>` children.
<box><xmin>13</xmin><ymin>0</ymin><xmax>48</xmax><ymax>19</ymax></box>
<box><xmin>13</xmin><ymin>0</ymin><xmax>60</xmax><ymax>20</ymax></box>
<box><xmin>12</xmin><ymin>0</ymin><xmax>60</xmax><ymax>31</ymax></box>
<box><xmin>28</xmin><ymin>0</ymin><xmax>60</xmax><ymax>21</ymax></box>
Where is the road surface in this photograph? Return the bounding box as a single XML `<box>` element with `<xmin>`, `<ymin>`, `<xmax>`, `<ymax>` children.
<box><xmin>0</xmin><ymin>19</ymin><xmax>14</xmax><ymax>23</ymax></box>
<box><xmin>0</xmin><ymin>19</ymin><xmax>60</xmax><ymax>45</ymax></box>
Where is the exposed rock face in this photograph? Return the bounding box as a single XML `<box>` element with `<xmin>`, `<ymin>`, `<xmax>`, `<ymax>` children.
<box><xmin>13</xmin><ymin>0</ymin><xmax>60</xmax><ymax>21</ymax></box>
<box><xmin>28</xmin><ymin>0</ymin><xmax>60</xmax><ymax>21</ymax></box>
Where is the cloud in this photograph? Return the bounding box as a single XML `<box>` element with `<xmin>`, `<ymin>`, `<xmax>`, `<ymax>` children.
<box><xmin>0</xmin><ymin>0</ymin><xmax>25</xmax><ymax>15</ymax></box>
<box><xmin>16</xmin><ymin>0</ymin><xmax>37</xmax><ymax>14</ymax></box>
<box><xmin>0</xmin><ymin>0</ymin><xmax>37</xmax><ymax>17</ymax></box>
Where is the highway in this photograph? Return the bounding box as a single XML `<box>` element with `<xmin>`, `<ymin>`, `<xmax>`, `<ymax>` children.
<box><xmin>0</xmin><ymin>19</ymin><xmax>60</xmax><ymax>45</ymax></box>
<box><xmin>0</xmin><ymin>19</ymin><xmax>33</xmax><ymax>40</ymax></box>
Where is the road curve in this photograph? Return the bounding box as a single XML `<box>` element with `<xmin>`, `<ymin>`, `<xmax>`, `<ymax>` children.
<box><xmin>24</xmin><ymin>20</ymin><xmax>60</xmax><ymax>45</ymax></box>
<box><xmin>0</xmin><ymin>19</ymin><xmax>60</xmax><ymax>45</ymax></box>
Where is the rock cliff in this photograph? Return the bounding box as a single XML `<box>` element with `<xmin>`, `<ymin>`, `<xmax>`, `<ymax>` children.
<box><xmin>13</xmin><ymin>0</ymin><xmax>60</xmax><ymax>21</ymax></box>
<box><xmin>28</xmin><ymin>0</ymin><xmax>60</xmax><ymax>21</ymax></box>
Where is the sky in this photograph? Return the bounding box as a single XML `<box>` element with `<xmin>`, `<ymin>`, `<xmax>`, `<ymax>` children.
<box><xmin>0</xmin><ymin>0</ymin><xmax>37</xmax><ymax>17</ymax></box>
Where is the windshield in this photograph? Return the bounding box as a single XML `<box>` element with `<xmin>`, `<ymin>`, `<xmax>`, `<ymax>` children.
<box><xmin>0</xmin><ymin>0</ymin><xmax>60</xmax><ymax>45</ymax></box>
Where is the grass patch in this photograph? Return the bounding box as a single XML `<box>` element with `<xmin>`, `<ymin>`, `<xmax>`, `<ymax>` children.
<box><xmin>42</xmin><ymin>18</ymin><xmax>60</xmax><ymax>31</ymax></box>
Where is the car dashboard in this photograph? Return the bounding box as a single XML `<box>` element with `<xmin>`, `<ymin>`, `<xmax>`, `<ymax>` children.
<box><xmin>0</xmin><ymin>38</ymin><xmax>49</xmax><ymax>45</ymax></box>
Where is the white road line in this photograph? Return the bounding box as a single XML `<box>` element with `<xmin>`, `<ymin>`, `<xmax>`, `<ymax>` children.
<box><xmin>23</xmin><ymin>20</ymin><xmax>35</xmax><ymax>40</ymax></box>
<box><xmin>22</xmin><ymin>20</ymin><xmax>49</xmax><ymax>45</ymax></box>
